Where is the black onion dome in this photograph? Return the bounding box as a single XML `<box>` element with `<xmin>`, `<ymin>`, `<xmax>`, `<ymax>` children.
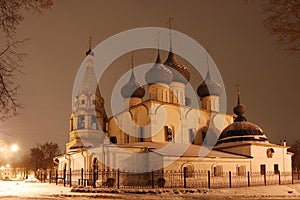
<box><xmin>164</xmin><ymin>50</ymin><xmax>190</xmax><ymax>84</ymax></box>
<box><xmin>233</xmin><ymin>91</ymin><xmax>247</xmax><ymax>121</ymax></box>
<box><xmin>217</xmin><ymin>91</ymin><xmax>268</xmax><ymax>144</ymax></box>
<box><xmin>217</xmin><ymin>121</ymin><xmax>267</xmax><ymax>144</ymax></box>
<box><xmin>145</xmin><ymin>50</ymin><xmax>173</xmax><ymax>84</ymax></box>
<box><xmin>197</xmin><ymin>70</ymin><xmax>222</xmax><ymax>98</ymax></box>
<box><xmin>121</xmin><ymin>71</ymin><xmax>145</xmax><ymax>98</ymax></box>
<box><xmin>85</xmin><ymin>49</ymin><xmax>94</xmax><ymax>56</ymax></box>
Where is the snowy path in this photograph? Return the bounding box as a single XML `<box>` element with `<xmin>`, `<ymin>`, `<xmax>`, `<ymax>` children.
<box><xmin>0</xmin><ymin>181</ymin><xmax>300</xmax><ymax>199</ymax></box>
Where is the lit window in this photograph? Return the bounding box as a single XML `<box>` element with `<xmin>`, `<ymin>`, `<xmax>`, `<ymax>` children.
<box><xmin>165</xmin><ymin>126</ymin><xmax>173</xmax><ymax>142</ymax></box>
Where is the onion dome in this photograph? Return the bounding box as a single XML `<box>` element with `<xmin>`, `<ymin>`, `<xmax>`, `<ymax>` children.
<box><xmin>197</xmin><ymin>69</ymin><xmax>222</xmax><ymax>99</ymax></box>
<box><xmin>145</xmin><ymin>49</ymin><xmax>173</xmax><ymax>84</ymax></box>
<box><xmin>121</xmin><ymin>70</ymin><xmax>145</xmax><ymax>98</ymax></box>
<box><xmin>233</xmin><ymin>92</ymin><xmax>247</xmax><ymax>121</ymax></box>
<box><xmin>164</xmin><ymin>47</ymin><xmax>190</xmax><ymax>84</ymax></box>
<box><xmin>217</xmin><ymin>91</ymin><xmax>268</xmax><ymax>144</ymax></box>
<box><xmin>185</xmin><ymin>96</ymin><xmax>192</xmax><ymax>106</ymax></box>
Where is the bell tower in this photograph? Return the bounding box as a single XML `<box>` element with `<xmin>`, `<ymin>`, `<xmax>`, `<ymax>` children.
<box><xmin>66</xmin><ymin>38</ymin><xmax>107</xmax><ymax>152</ymax></box>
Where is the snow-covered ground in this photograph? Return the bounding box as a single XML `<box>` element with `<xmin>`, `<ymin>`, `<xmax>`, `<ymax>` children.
<box><xmin>0</xmin><ymin>180</ymin><xmax>300</xmax><ymax>199</ymax></box>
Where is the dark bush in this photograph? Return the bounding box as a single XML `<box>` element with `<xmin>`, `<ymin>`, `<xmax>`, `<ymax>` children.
<box><xmin>106</xmin><ymin>178</ymin><xmax>115</xmax><ymax>187</ymax></box>
<box><xmin>157</xmin><ymin>178</ymin><xmax>166</xmax><ymax>188</ymax></box>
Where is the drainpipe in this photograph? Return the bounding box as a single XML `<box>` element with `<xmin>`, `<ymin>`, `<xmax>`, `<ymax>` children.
<box><xmin>81</xmin><ymin>150</ymin><xmax>87</xmax><ymax>170</ymax></box>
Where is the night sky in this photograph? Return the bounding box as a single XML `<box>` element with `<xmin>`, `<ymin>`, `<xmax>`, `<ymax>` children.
<box><xmin>2</xmin><ymin>0</ymin><xmax>299</xmax><ymax>153</ymax></box>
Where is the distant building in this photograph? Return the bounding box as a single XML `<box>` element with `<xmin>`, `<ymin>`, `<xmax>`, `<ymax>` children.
<box><xmin>56</xmin><ymin>40</ymin><xmax>292</xmax><ymax>183</ymax></box>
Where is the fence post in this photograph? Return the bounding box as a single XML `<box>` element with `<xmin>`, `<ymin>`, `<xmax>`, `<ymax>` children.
<box><xmin>264</xmin><ymin>171</ymin><xmax>267</xmax><ymax>186</ymax></box>
<box><xmin>229</xmin><ymin>171</ymin><xmax>232</xmax><ymax>188</ymax></box>
<box><xmin>152</xmin><ymin>170</ymin><xmax>154</xmax><ymax>188</ymax></box>
<box><xmin>208</xmin><ymin>170</ymin><xmax>211</xmax><ymax>189</ymax></box>
<box><xmin>117</xmin><ymin>168</ymin><xmax>120</xmax><ymax>189</ymax></box>
<box><xmin>49</xmin><ymin>169</ymin><xmax>52</xmax><ymax>184</ymax></box>
<box><xmin>93</xmin><ymin>167</ymin><xmax>97</xmax><ymax>188</ymax></box>
<box><xmin>183</xmin><ymin>167</ymin><xmax>187</xmax><ymax>188</ymax></box>
<box><xmin>81</xmin><ymin>168</ymin><xmax>83</xmax><ymax>185</ymax></box>
<box><xmin>55</xmin><ymin>169</ymin><xmax>58</xmax><ymax>185</ymax></box>
<box><xmin>247</xmin><ymin>171</ymin><xmax>250</xmax><ymax>187</ymax></box>
<box><xmin>63</xmin><ymin>168</ymin><xmax>66</xmax><ymax>187</ymax></box>
<box><xmin>69</xmin><ymin>168</ymin><xmax>72</xmax><ymax>187</ymax></box>
<box><xmin>278</xmin><ymin>171</ymin><xmax>281</xmax><ymax>185</ymax></box>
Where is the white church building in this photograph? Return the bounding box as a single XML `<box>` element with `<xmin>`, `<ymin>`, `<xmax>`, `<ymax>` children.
<box><xmin>55</xmin><ymin>39</ymin><xmax>292</xmax><ymax>185</ymax></box>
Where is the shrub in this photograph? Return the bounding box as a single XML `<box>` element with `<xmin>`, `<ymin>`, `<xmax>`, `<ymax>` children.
<box><xmin>157</xmin><ymin>178</ymin><xmax>166</xmax><ymax>188</ymax></box>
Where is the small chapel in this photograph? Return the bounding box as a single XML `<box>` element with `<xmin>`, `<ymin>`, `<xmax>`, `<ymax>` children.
<box><xmin>56</xmin><ymin>36</ymin><xmax>292</xmax><ymax>182</ymax></box>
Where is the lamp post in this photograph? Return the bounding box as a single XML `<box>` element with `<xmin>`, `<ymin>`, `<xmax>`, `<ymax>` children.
<box><xmin>10</xmin><ymin>144</ymin><xmax>19</xmax><ymax>152</ymax></box>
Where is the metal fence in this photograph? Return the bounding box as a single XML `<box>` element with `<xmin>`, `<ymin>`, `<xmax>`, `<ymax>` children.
<box><xmin>45</xmin><ymin>169</ymin><xmax>300</xmax><ymax>189</ymax></box>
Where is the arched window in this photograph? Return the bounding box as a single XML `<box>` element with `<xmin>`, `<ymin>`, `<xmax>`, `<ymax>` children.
<box><xmin>91</xmin><ymin>116</ymin><xmax>98</xmax><ymax>130</ymax></box>
<box><xmin>183</xmin><ymin>164</ymin><xmax>194</xmax><ymax>178</ymax></box>
<box><xmin>237</xmin><ymin>165</ymin><xmax>246</xmax><ymax>176</ymax></box>
<box><xmin>213</xmin><ymin>165</ymin><xmax>222</xmax><ymax>177</ymax></box>
<box><xmin>78</xmin><ymin>115</ymin><xmax>85</xmax><ymax>129</ymax></box>
<box><xmin>267</xmin><ymin>148</ymin><xmax>275</xmax><ymax>158</ymax></box>
<box><xmin>165</xmin><ymin>126</ymin><xmax>173</xmax><ymax>142</ymax></box>
<box><xmin>189</xmin><ymin>129</ymin><xmax>195</xmax><ymax>144</ymax></box>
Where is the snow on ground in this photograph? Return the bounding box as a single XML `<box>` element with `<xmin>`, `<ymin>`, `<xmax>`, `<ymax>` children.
<box><xmin>0</xmin><ymin>181</ymin><xmax>69</xmax><ymax>197</ymax></box>
<box><xmin>1</xmin><ymin>180</ymin><xmax>300</xmax><ymax>199</ymax></box>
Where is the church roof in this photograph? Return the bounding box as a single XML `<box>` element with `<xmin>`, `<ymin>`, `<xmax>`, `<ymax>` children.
<box><xmin>114</xmin><ymin>142</ymin><xmax>251</xmax><ymax>159</ymax></box>
<box><xmin>78</xmin><ymin>51</ymin><xmax>100</xmax><ymax>96</ymax></box>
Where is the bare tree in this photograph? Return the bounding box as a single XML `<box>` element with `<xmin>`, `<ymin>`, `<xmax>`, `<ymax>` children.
<box><xmin>288</xmin><ymin>139</ymin><xmax>300</xmax><ymax>171</ymax></box>
<box><xmin>26</xmin><ymin>142</ymin><xmax>60</xmax><ymax>178</ymax></box>
<box><xmin>0</xmin><ymin>0</ymin><xmax>53</xmax><ymax>120</ymax></box>
<box><xmin>262</xmin><ymin>0</ymin><xmax>300</xmax><ymax>52</ymax></box>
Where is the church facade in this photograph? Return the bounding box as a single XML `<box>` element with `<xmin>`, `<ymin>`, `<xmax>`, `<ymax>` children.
<box><xmin>56</xmin><ymin>41</ymin><xmax>292</xmax><ymax>184</ymax></box>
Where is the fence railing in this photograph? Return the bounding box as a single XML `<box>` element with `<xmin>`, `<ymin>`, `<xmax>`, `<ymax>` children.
<box><xmin>42</xmin><ymin>169</ymin><xmax>300</xmax><ymax>189</ymax></box>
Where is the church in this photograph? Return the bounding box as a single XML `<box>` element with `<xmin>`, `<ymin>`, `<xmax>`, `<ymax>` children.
<box><xmin>55</xmin><ymin>37</ymin><xmax>292</xmax><ymax>185</ymax></box>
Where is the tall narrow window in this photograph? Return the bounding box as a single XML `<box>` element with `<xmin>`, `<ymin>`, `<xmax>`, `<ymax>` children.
<box><xmin>165</xmin><ymin>126</ymin><xmax>173</xmax><ymax>142</ymax></box>
<box><xmin>260</xmin><ymin>164</ymin><xmax>266</xmax><ymax>175</ymax></box>
<box><xmin>78</xmin><ymin>116</ymin><xmax>85</xmax><ymax>129</ymax></box>
<box><xmin>274</xmin><ymin>164</ymin><xmax>279</xmax><ymax>174</ymax></box>
<box><xmin>91</xmin><ymin>116</ymin><xmax>98</xmax><ymax>130</ymax></box>
<box><xmin>139</xmin><ymin>127</ymin><xmax>144</xmax><ymax>142</ymax></box>
<box><xmin>189</xmin><ymin>129</ymin><xmax>195</xmax><ymax>144</ymax></box>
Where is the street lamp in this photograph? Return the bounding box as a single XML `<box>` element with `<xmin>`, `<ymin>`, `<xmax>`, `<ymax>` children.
<box><xmin>10</xmin><ymin>144</ymin><xmax>19</xmax><ymax>152</ymax></box>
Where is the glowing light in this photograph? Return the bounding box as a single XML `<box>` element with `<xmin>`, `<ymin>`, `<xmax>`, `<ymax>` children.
<box><xmin>10</xmin><ymin>144</ymin><xmax>19</xmax><ymax>152</ymax></box>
